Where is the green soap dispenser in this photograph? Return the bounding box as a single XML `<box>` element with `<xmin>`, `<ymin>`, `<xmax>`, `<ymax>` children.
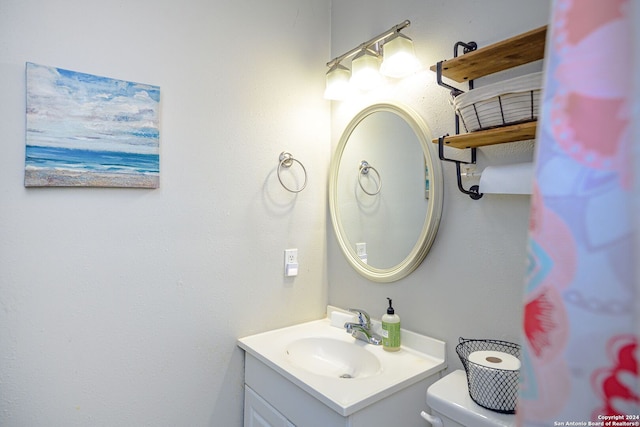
<box><xmin>382</xmin><ymin>298</ymin><xmax>401</xmax><ymax>352</ymax></box>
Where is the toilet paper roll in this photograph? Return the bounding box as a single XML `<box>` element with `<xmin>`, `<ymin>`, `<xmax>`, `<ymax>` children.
<box><xmin>466</xmin><ymin>350</ymin><xmax>520</xmax><ymax>412</ymax></box>
<box><xmin>468</xmin><ymin>350</ymin><xmax>521</xmax><ymax>370</ymax></box>
<box><xmin>479</xmin><ymin>162</ymin><xmax>533</xmax><ymax>195</ymax></box>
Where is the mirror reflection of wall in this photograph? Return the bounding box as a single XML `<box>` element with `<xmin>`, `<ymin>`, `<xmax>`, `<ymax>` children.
<box><xmin>329</xmin><ymin>103</ymin><xmax>443</xmax><ymax>282</ymax></box>
<box><xmin>337</xmin><ymin>111</ymin><xmax>427</xmax><ymax>269</ymax></box>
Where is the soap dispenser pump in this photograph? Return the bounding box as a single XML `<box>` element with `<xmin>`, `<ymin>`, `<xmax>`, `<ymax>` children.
<box><xmin>382</xmin><ymin>297</ymin><xmax>401</xmax><ymax>352</ymax></box>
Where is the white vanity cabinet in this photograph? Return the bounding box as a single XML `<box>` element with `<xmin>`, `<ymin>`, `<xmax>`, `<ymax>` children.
<box><xmin>243</xmin><ymin>353</ymin><xmax>439</xmax><ymax>427</ymax></box>
<box><xmin>243</xmin><ymin>353</ymin><xmax>344</xmax><ymax>427</ymax></box>
<box><xmin>244</xmin><ymin>385</ymin><xmax>294</xmax><ymax>427</ymax></box>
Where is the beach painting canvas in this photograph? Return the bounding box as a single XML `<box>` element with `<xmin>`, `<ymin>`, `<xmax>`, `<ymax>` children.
<box><xmin>25</xmin><ymin>62</ymin><xmax>160</xmax><ymax>188</ymax></box>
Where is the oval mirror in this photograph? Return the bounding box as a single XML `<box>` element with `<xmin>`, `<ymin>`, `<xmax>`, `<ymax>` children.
<box><xmin>329</xmin><ymin>103</ymin><xmax>443</xmax><ymax>282</ymax></box>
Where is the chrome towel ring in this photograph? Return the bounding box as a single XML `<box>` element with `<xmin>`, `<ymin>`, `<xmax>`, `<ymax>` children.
<box><xmin>277</xmin><ymin>151</ymin><xmax>307</xmax><ymax>193</ymax></box>
<box><xmin>358</xmin><ymin>160</ymin><xmax>381</xmax><ymax>195</ymax></box>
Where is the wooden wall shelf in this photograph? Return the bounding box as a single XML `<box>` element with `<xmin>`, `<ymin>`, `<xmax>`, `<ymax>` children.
<box><xmin>431</xmin><ymin>25</ymin><xmax>547</xmax><ymax>199</ymax></box>
<box><xmin>429</xmin><ymin>26</ymin><xmax>547</xmax><ymax>82</ymax></box>
<box><xmin>432</xmin><ymin>121</ymin><xmax>538</xmax><ymax>149</ymax></box>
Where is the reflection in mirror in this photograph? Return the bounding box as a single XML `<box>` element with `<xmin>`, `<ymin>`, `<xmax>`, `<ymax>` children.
<box><xmin>329</xmin><ymin>103</ymin><xmax>443</xmax><ymax>282</ymax></box>
<box><xmin>337</xmin><ymin>111</ymin><xmax>427</xmax><ymax>269</ymax></box>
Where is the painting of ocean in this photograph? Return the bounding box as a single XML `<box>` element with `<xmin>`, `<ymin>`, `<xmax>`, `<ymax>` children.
<box><xmin>25</xmin><ymin>62</ymin><xmax>160</xmax><ymax>188</ymax></box>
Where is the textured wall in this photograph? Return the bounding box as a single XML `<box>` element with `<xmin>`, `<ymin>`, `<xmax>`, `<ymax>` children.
<box><xmin>0</xmin><ymin>1</ymin><xmax>330</xmax><ymax>425</ymax></box>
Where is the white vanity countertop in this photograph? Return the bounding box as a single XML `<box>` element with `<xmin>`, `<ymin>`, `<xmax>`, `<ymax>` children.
<box><xmin>238</xmin><ymin>306</ymin><xmax>446</xmax><ymax>416</ymax></box>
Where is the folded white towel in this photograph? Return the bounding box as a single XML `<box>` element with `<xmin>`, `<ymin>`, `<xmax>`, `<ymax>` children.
<box><xmin>452</xmin><ymin>72</ymin><xmax>543</xmax><ymax>131</ymax></box>
<box><xmin>453</xmin><ymin>71</ymin><xmax>543</xmax><ymax>110</ymax></box>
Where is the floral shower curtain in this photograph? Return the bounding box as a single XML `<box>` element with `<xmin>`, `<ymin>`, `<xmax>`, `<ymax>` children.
<box><xmin>518</xmin><ymin>0</ymin><xmax>639</xmax><ymax>425</ymax></box>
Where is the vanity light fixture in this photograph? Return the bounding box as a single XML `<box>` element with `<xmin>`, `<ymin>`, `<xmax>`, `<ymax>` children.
<box><xmin>324</xmin><ymin>19</ymin><xmax>420</xmax><ymax>100</ymax></box>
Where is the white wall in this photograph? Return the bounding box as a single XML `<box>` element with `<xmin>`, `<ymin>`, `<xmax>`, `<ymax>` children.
<box><xmin>0</xmin><ymin>1</ymin><xmax>330</xmax><ymax>425</ymax></box>
<box><xmin>327</xmin><ymin>0</ymin><xmax>550</xmax><ymax>374</ymax></box>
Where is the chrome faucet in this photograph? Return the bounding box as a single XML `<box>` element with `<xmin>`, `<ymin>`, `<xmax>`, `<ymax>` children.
<box><xmin>344</xmin><ymin>308</ymin><xmax>382</xmax><ymax>345</ymax></box>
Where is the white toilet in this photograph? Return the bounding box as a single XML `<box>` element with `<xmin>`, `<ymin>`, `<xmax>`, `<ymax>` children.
<box><xmin>421</xmin><ymin>370</ymin><xmax>516</xmax><ymax>427</ymax></box>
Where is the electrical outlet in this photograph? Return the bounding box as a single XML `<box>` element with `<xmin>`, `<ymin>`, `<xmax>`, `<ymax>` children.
<box><xmin>356</xmin><ymin>242</ymin><xmax>367</xmax><ymax>264</ymax></box>
<box><xmin>285</xmin><ymin>248</ymin><xmax>298</xmax><ymax>264</ymax></box>
<box><xmin>284</xmin><ymin>248</ymin><xmax>298</xmax><ymax>277</ymax></box>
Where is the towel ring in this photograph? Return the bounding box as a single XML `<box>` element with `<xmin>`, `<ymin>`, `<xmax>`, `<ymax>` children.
<box><xmin>277</xmin><ymin>151</ymin><xmax>307</xmax><ymax>193</ymax></box>
<box><xmin>358</xmin><ymin>160</ymin><xmax>382</xmax><ymax>196</ymax></box>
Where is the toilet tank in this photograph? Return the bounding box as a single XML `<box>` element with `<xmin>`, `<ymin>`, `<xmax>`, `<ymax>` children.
<box><xmin>426</xmin><ymin>370</ymin><xmax>515</xmax><ymax>427</ymax></box>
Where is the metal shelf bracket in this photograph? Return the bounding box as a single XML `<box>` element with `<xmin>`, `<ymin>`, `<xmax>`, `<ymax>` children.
<box><xmin>438</xmin><ymin>136</ymin><xmax>483</xmax><ymax>200</ymax></box>
<box><xmin>436</xmin><ymin>40</ymin><xmax>482</xmax><ymax>200</ymax></box>
<box><xmin>435</xmin><ymin>40</ymin><xmax>477</xmax><ymax>95</ymax></box>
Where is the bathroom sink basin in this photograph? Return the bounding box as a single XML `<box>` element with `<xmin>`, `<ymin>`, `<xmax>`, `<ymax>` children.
<box><xmin>238</xmin><ymin>306</ymin><xmax>446</xmax><ymax>416</ymax></box>
<box><xmin>285</xmin><ymin>337</ymin><xmax>382</xmax><ymax>379</ymax></box>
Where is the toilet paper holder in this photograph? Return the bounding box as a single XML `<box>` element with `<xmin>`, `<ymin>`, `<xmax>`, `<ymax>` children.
<box><xmin>437</xmin><ymin>137</ymin><xmax>483</xmax><ymax>200</ymax></box>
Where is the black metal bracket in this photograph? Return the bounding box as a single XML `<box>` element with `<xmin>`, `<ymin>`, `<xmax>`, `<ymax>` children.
<box><xmin>435</xmin><ymin>40</ymin><xmax>483</xmax><ymax>200</ymax></box>
<box><xmin>438</xmin><ymin>136</ymin><xmax>483</xmax><ymax>200</ymax></box>
<box><xmin>435</xmin><ymin>41</ymin><xmax>478</xmax><ymax>96</ymax></box>
<box><xmin>454</xmin><ymin>41</ymin><xmax>477</xmax><ymax>57</ymax></box>
<box><xmin>436</xmin><ymin>61</ymin><xmax>463</xmax><ymax>97</ymax></box>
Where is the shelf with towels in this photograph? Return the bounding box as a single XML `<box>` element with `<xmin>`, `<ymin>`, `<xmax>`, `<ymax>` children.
<box><xmin>431</xmin><ymin>25</ymin><xmax>546</xmax><ymax>150</ymax></box>
<box><xmin>431</xmin><ymin>25</ymin><xmax>547</xmax><ymax>199</ymax></box>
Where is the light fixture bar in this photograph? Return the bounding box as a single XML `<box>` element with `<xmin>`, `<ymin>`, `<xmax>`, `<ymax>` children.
<box><xmin>326</xmin><ymin>20</ymin><xmax>411</xmax><ymax>68</ymax></box>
